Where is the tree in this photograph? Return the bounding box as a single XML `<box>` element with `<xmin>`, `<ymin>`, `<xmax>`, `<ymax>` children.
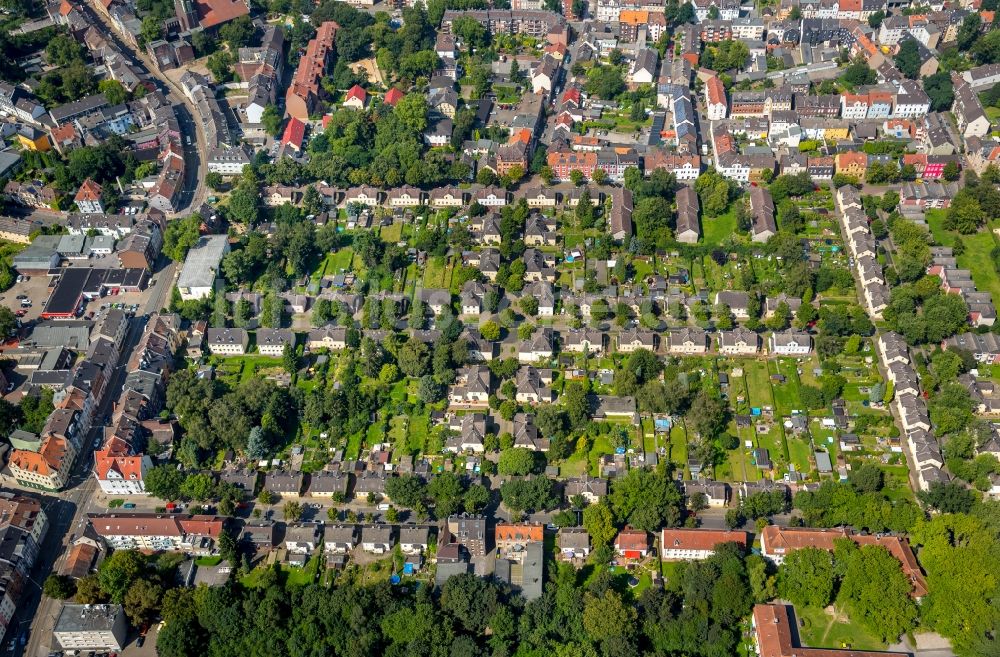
<box><xmin>582</xmin><ymin>502</ymin><xmax>617</xmax><ymax>547</ymax></box>
<box><xmin>398</xmin><ymin>339</ymin><xmax>430</xmax><ymax>377</ymax></box>
<box><xmin>441</xmin><ymin>573</ymin><xmax>501</xmax><ymax>633</ymax></box>
<box><xmin>777</xmin><ymin>546</ymin><xmax>834</xmax><ymax>608</ymax></box>
<box><xmin>608</xmin><ymin>469</ymin><xmax>682</xmax><ymax>532</ymax></box>
<box><xmin>282</xmin><ymin>343</ymin><xmax>299</xmax><ymax>375</ymax></box>
<box><xmin>918</xmin><ymin>481</ymin><xmax>977</xmax><ymax>513</ymax></box>
<box><xmin>0</xmin><ymin>306</ymin><xmax>17</xmax><ymax>339</ymax></box>
<box><xmin>575</xmin><ymin>187</ymin><xmax>595</xmax><ymax>227</ymax></box>
<box><xmin>228</xmin><ymin>184</ymin><xmax>260</xmax><ymax>226</ymax></box>
<box><xmin>838</xmin><ymin>544</ymin><xmax>919</xmax><ymax>643</ymax></box>
<box><xmin>479</xmin><ymin>320</ymin><xmax>500</xmax><ymax>341</ymax></box>
<box><xmin>98</xmin><ymin>79</ymin><xmax>127</xmax><ymax>105</ymax></box>
<box><xmin>162</xmin><ymin>214</ymin><xmax>201</xmax><ymax>262</ymax></box>
<box><xmin>417</xmin><ymin>375</ymin><xmax>442</xmax><ymax>403</ymax></box>
<box><xmin>205</xmin><ymin>172</ymin><xmax>224</xmax><ymax>191</ymax></box>
<box><xmin>261</xmin><ymin>105</ymin><xmax>282</xmax><ymax>137</ymax></box>
<box><xmin>219</xmin><ymin>15</ymin><xmax>256</xmax><ymax>48</ymax></box>
<box><xmin>385</xmin><ymin>474</ymin><xmax>426</xmax><ymax>508</ymax></box>
<box><xmin>841</xmin><ymin>58</ymin><xmax>875</xmax><ymax>86</ymax></box>
<box><xmin>943</xmin><ymin>160</ymin><xmax>961</xmax><ymax>182</ymax></box>
<box><xmin>74</xmin><ymin>574</ymin><xmax>104</xmax><ymax>604</ymax></box>
<box><xmin>464</xmin><ymin>483</ymin><xmax>490</xmax><ymax>513</ymax></box>
<box><xmin>140</xmin><ymin>15</ymin><xmax>163</xmax><ymax>45</ymax></box>
<box><xmin>923</xmin><ymin>71</ymin><xmax>954</xmax><ymax>112</ymax></box>
<box><xmin>283</xmin><ymin>500</ymin><xmax>303</xmax><ymax>521</ymax></box>
<box><xmin>944</xmin><ymin>190</ymin><xmax>984</xmax><ymax>234</ymax></box>
<box><xmin>145</xmin><ymin>464</ymin><xmax>185</xmax><ymax>500</ymax></box>
<box><xmin>497</xmin><ymin>448</ymin><xmax>538</xmax><ymax>476</ymax></box>
<box><xmin>43</xmin><ymin>574</ymin><xmax>76</xmax><ymax>600</ymax></box>
<box><xmin>688</xmin><ymin>390</ymin><xmax>728</xmax><ymax>439</ymax></box>
<box><xmin>500</xmin><ymin>477</ymin><xmax>557</xmax><ymax>513</ymax></box>
<box><xmin>585</xmin><ymin>65</ymin><xmax>626</xmax><ymax>99</ymax></box>
<box><xmin>583</xmin><ymin>590</ymin><xmax>636</xmax><ymax>642</ymax></box>
<box><xmin>124</xmin><ymin>579</ymin><xmax>164</xmax><ymax>626</ymax></box>
<box><xmin>98</xmin><ymin>549</ymin><xmax>146</xmax><ymax>603</ymax></box>
<box><xmin>894</xmin><ymin>38</ymin><xmax>921</xmax><ymax>79</ymax></box>
<box><xmin>179</xmin><ymin>473</ymin><xmax>216</xmax><ymax>501</ymax></box>
<box><xmin>849</xmin><ymin>463</ymin><xmax>885</xmax><ymax>493</ymax></box>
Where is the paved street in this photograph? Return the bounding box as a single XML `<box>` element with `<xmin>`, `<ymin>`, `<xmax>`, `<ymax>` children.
<box><xmin>78</xmin><ymin>1</ymin><xmax>208</xmax><ymax>217</ymax></box>
<box><xmin>20</xmin><ymin>315</ymin><xmax>152</xmax><ymax>657</ymax></box>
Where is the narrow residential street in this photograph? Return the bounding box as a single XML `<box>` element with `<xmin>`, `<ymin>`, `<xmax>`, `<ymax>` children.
<box><xmin>19</xmin><ymin>316</ymin><xmax>152</xmax><ymax>657</ymax></box>
<box><xmin>79</xmin><ymin>0</ymin><xmax>208</xmax><ymax>215</ymax></box>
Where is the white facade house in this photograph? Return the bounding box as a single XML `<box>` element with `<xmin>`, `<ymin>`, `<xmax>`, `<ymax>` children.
<box><xmin>769</xmin><ymin>331</ymin><xmax>812</xmax><ymax>355</ymax></box>
<box><xmin>206</xmin><ymin>328</ymin><xmax>249</xmax><ymax>355</ymax></box>
<box><xmin>93</xmin><ymin>454</ymin><xmax>152</xmax><ymax>495</ymax></box>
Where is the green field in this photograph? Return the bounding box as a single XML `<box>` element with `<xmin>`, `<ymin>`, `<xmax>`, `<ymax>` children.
<box><xmin>744</xmin><ymin>362</ymin><xmax>774</xmax><ymax>409</ymax></box>
<box><xmin>927</xmin><ymin>210</ymin><xmax>1000</xmax><ymax>302</ymax></box>
<box><xmin>423</xmin><ymin>256</ymin><xmax>452</xmax><ymax>288</ymax></box>
<box><xmin>702</xmin><ymin>205</ymin><xmax>738</xmax><ymax>246</ymax></box>
<box><xmin>795</xmin><ymin>605</ymin><xmax>886</xmax><ymax>651</ymax></box>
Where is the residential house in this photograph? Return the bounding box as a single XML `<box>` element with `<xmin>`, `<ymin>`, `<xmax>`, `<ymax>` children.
<box><xmin>668</xmin><ymin>327</ymin><xmax>708</xmax><ymax>355</ymax></box>
<box><xmin>614</xmin><ymin>527</ymin><xmax>649</xmax><ymax>559</ymax></box>
<box><xmin>719</xmin><ymin>327</ymin><xmax>759</xmax><ymax>354</ymax></box>
<box><xmin>361</xmin><ymin>525</ymin><xmax>393</xmax><ymax>554</ymax></box>
<box><xmin>769</xmin><ymin>331</ymin><xmax>812</xmax><ymax>355</ymax></box>
<box><xmin>660</xmin><ymin>528</ymin><xmax>748</xmax><ymax>560</ymax></box>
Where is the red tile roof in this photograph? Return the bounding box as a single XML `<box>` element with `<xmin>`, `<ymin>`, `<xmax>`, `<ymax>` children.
<box><xmin>706</xmin><ymin>76</ymin><xmax>726</xmax><ymax>106</ymax></box>
<box><xmin>74</xmin><ymin>178</ymin><xmax>102</xmax><ymax>202</ymax></box>
<box><xmin>384</xmin><ymin>88</ymin><xmax>404</xmax><ymax>106</ymax></box>
<box><xmin>93</xmin><ymin>453</ymin><xmax>145</xmax><ymax>482</ymax></box>
<box><xmin>562</xmin><ymin>87</ymin><xmax>581</xmax><ymax>105</ymax></box>
<box><xmin>761</xmin><ymin>526</ymin><xmax>927</xmax><ymax>597</ymax></box>
<box><xmin>282</xmin><ymin>117</ymin><xmax>306</xmax><ymax>149</ymax></box>
<box><xmin>495</xmin><ymin>523</ymin><xmax>544</xmax><ymax>542</ymax></box>
<box><xmin>661</xmin><ymin>528</ymin><xmax>748</xmax><ymax>551</ymax></box>
<box><xmin>287</xmin><ymin>21</ymin><xmax>339</xmax><ymax>111</ymax></box>
<box><xmin>614</xmin><ymin>527</ymin><xmax>648</xmax><ymax>551</ymax></box>
<box><xmin>753</xmin><ymin>604</ymin><xmax>908</xmax><ymax>657</ymax></box>
<box><xmin>346</xmin><ymin>84</ymin><xmax>367</xmax><ymax>103</ymax></box>
<box><xmin>195</xmin><ymin>0</ymin><xmax>249</xmax><ymax>29</ymax></box>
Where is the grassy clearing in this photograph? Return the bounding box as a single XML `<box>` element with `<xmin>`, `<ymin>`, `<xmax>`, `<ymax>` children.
<box><xmin>795</xmin><ymin>605</ymin><xmax>885</xmax><ymax>651</ymax></box>
<box><xmin>745</xmin><ymin>361</ymin><xmax>774</xmax><ymax>409</ymax></box>
<box><xmin>702</xmin><ymin>205</ymin><xmax>738</xmax><ymax>246</ymax></box>
<box><xmin>380</xmin><ymin>222</ymin><xmax>403</xmax><ymax>243</ymax></box>
<box><xmin>423</xmin><ymin>256</ymin><xmax>451</xmax><ymax>288</ymax></box>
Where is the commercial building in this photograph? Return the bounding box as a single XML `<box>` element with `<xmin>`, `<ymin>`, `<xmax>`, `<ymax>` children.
<box><xmin>177</xmin><ymin>235</ymin><xmax>229</xmax><ymax>300</ymax></box>
<box><xmin>53</xmin><ymin>604</ymin><xmax>128</xmax><ymax>651</ymax></box>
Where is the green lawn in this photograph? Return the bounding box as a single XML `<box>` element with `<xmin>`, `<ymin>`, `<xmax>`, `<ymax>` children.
<box><xmin>380</xmin><ymin>222</ymin><xmax>403</xmax><ymax>243</ymax></box>
<box><xmin>745</xmin><ymin>362</ymin><xmax>774</xmax><ymax>409</ymax></box>
<box><xmin>927</xmin><ymin>210</ymin><xmax>1000</xmax><ymax>301</ymax></box>
<box><xmin>423</xmin><ymin>256</ymin><xmax>451</xmax><ymax>288</ymax></box>
<box><xmin>768</xmin><ymin>360</ymin><xmax>802</xmax><ymax>416</ymax></box>
<box><xmin>795</xmin><ymin>605</ymin><xmax>886</xmax><ymax>651</ymax></box>
<box><xmin>702</xmin><ymin>206</ymin><xmax>738</xmax><ymax>246</ymax></box>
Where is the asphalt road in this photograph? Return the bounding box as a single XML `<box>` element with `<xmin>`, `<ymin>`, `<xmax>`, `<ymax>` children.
<box><xmin>78</xmin><ymin>1</ymin><xmax>207</xmax><ymax>217</ymax></box>
<box><xmin>19</xmin><ymin>315</ymin><xmax>151</xmax><ymax>657</ymax></box>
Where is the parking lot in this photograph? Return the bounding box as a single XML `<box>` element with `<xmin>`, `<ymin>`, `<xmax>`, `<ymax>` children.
<box><xmin>2</xmin><ymin>260</ymin><xmax>158</xmax><ymax>326</ymax></box>
<box><xmin>0</xmin><ymin>274</ymin><xmax>53</xmax><ymax>323</ymax></box>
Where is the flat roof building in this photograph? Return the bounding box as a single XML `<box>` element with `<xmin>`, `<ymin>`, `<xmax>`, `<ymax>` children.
<box><xmin>54</xmin><ymin>604</ymin><xmax>128</xmax><ymax>651</ymax></box>
<box><xmin>177</xmin><ymin>235</ymin><xmax>229</xmax><ymax>300</ymax></box>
